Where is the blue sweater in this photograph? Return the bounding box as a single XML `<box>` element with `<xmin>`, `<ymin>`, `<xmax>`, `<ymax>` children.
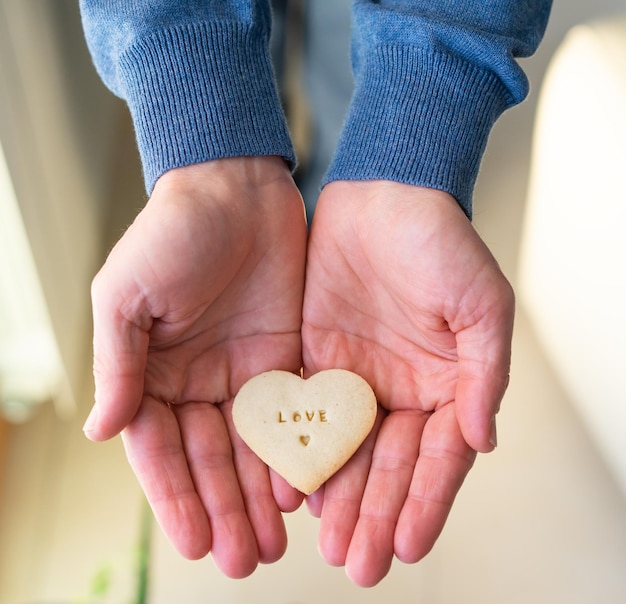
<box><xmin>79</xmin><ymin>0</ymin><xmax>551</xmax><ymax>217</ymax></box>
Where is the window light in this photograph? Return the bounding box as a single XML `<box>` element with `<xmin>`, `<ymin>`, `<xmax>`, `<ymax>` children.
<box><xmin>0</xmin><ymin>141</ymin><xmax>64</xmax><ymax>423</ymax></box>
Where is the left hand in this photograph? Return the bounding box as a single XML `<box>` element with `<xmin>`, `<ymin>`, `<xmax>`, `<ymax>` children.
<box><xmin>302</xmin><ymin>181</ymin><xmax>515</xmax><ymax>586</ymax></box>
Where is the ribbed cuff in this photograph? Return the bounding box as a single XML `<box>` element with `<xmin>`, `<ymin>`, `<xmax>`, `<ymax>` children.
<box><xmin>324</xmin><ymin>47</ymin><xmax>511</xmax><ymax>218</ymax></box>
<box><xmin>117</xmin><ymin>22</ymin><xmax>295</xmax><ymax>194</ymax></box>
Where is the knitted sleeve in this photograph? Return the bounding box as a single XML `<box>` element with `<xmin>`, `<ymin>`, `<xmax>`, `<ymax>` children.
<box><xmin>79</xmin><ymin>0</ymin><xmax>294</xmax><ymax>194</ymax></box>
<box><xmin>324</xmin><ymin>0</ymin><xmax>553</xmax><ymax>218</ymax></box>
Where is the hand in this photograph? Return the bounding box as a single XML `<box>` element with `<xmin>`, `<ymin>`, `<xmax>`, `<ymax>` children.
<box><xmin>302</xmin><ymin>181</ymin><xmax>514</xmax><ymax>586</ymax></box>
<box><xmin>85</xmin><ymin>157</ymin><xmax>307</xmax><ymax>578</ymax></box>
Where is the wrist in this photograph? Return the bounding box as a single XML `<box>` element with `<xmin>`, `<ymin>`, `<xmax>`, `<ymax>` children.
<box><xmin>151</xmin><ymin>157</ymin><xmax>303</xmax><ymax>235</ymax></box>
<box><xmin>155</xmin><ymin>156</ymin><xmax>292</xmax><ymax>193</ymax></box>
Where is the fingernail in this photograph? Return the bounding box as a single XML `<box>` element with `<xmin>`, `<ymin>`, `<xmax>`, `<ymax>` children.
<box><xmin>83</xmin><ymin>406</ymin><xmax>98</xmax><ymax>435</ymax></box>
<box><xmin>489</xmin><ymin>416</ymin><xmax>498</xmax><ymax>448</ymax></box>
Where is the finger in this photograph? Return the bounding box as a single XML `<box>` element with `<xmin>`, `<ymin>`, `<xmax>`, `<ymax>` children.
<box><xmin>221</xmin><ymin>401</ymin><xmax>295</xmax><ymax>565</ymax></box>
<box><xmin>456</xmin><ymin>362</ymin><xmax>510</xmax><ymax>452</ymax></box>
<box><xmin>394</xmin><ymin>403</ymin><xmax>476</xmax><ymax>564</ymax></box>
<box><xmin>86</xmin><ymin>273</ymin><xmax>150</xmax><ymax>441</ymax></box>
<box><xmin>305</xmin><ymin>485</ymin><xmax>325</xmax><ymax>518</ymax></box>
<box><xmin>270</xmin><ymin>470</ymin><xmax>305</xmax><ymax>513</ymax></box>
<box><xmin>121</xmin><ymin>396</ymin><xmax>212</xmax><ymax>561</ymax></box>
<box><xmin>174</xmin><ymin>401</ymin><xmax>260</xmax><ymax>578</ymax></box>
<box><xmin>317</xmin><ymin>410</ymin><xmax>383</xmax><ymax>568</ymax></box>
<box><xmin>454</xmin><ymin>292</ymin><xmax>514</xmax><ymax>452</ymax></box>
<box><xmin>344</xmin><ymin>410</ymin><xmax>426</xmax><ymax>588</ymax></box>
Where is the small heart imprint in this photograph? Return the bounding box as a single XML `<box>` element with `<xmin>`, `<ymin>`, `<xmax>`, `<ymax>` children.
<box><xmin>232</xmin><ymin>369</ymin><xmax>377</xmax><ymax>494</ymax></box>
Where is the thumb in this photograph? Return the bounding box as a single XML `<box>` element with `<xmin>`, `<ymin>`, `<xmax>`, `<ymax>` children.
<box><xmin>84</xmin><ymin>273</ymin><xmax>151</xmax><ymax>441</ymax></box>
<box><xmin>455</xmin><ymin>366</ymin><xmax>510</xmax><ymax>453</ymax></box>
<box><xmin>454</xmin><ymin>304</ymin><xmax>514</xmax><ymax>453</ymax></box>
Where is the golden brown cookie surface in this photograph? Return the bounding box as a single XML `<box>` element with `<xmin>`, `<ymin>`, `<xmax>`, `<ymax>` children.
<box><xmin>232</xmin><ymin>369</ymin><xmax>377</xmax><ymax>495</ymax></box>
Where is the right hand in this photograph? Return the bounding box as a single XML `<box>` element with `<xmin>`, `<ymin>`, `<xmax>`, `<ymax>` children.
<box><xmin>86</xmin><ymin>157</ymin><xmax>307</xmax><ymax>578</ymax></box>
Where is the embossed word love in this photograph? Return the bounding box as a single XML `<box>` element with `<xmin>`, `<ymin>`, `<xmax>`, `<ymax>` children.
<box><xmin>232</xmin><ymin>369</ymin><xmax>377</xmax><ymax>495</ymax></box>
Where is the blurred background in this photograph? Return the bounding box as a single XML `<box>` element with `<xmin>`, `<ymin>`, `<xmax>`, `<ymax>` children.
<box><xmin>0</xmin><ymin>1</ymin><xmax>624</xmax><ymax>602</ymax></box>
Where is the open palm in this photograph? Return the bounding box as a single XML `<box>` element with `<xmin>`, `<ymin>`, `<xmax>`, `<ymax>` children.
<box><xmin>86</xmin><ymin>157</ymin><xmax>307</xmax><ymax>578</ymax></box>
<box><xmin>302</xmin><ymin>181</ymin><xmax>515</xmax><ymax>586</ymax></box>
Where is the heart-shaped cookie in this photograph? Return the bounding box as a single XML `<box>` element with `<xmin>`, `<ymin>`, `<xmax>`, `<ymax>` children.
<box><xmin>232</xmin><ymin>369</ymin><xmax>377</xmax><ymax>494</ymax></box>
